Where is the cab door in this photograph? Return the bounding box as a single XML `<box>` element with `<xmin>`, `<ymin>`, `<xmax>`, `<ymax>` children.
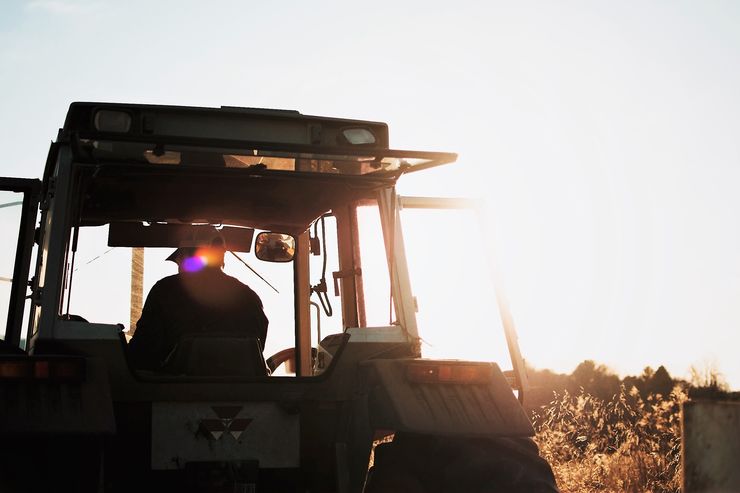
<box><xmin>0</xmin><ymin>178</ymin><xmax>41</xmax><ymax>350</ymax></box>
<box><xmin>396</xmin><ymin>195</ymin><xmax>531</xmax><ymax>403</ymax></box>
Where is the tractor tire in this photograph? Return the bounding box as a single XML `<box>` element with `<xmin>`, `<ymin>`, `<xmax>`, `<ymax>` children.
<box><xmin>364</xmin><ymin>433</ymin><xmax>558</xmax><ymax>493</ymax></box>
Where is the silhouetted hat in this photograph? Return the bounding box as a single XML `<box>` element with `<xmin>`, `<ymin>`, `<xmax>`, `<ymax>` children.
<box><xmin>165</xmin><ymin>236</ymin><xmax>226</xmax><ymax>264</ymax></box>
<box><xmin>166</xmin><ymin>247</ymin><xmax>197</xmax><ymax>264</ymax></box>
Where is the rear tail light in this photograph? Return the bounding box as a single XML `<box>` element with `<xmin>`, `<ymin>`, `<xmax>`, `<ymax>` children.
<box><xmin>405</xmin><ymin>362</ymin><xmax>492</xmax><ymax>385</ymax></box>
<box><xmin>0</xmin><ymin>357</ymin><xmax>85</xmax><ymax>382</ymax></box>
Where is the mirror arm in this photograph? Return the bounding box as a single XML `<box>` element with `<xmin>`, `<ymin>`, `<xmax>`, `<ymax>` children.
<box><xmin>229</xmin><ymin>251</ymin><xmax>279</xmax><ymax>294</ymax></box>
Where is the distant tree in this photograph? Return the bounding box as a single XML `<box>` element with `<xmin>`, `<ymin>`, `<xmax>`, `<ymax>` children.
<box><xmin>622</xmin><ymin>375</ymin><xmax>640</xmax><ymax>393</ymax></box>
<box><xmin>619</xmin><ymin>365</ymin><xmax>676</xmax><ymax>398</ymax></box>
<box><xmin>524</xmin><ymin>366</ymin><xmax>570</xmax><ymax>414</ymax></box>
<box><xmin>646</xmin><ymin>365</ymin><xmax>674</xmax><ymax>396</ymax></box>
<box><xmin>569</xmin><ymin>360</ymin><xmax>620</xmax><ymax>399</ymax></box>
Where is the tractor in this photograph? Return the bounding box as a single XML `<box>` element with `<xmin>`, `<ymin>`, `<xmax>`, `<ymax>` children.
<box><xmin>0</xmin><ymin>102</ymin><xmax>557</xmax><ymax>492</ymax></box>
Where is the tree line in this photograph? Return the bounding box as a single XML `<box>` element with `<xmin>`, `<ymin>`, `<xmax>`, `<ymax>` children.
<box><xmin>524</xmin><ymin>360</ymin><xmax>738</xmax><ymax>414</ymax></box>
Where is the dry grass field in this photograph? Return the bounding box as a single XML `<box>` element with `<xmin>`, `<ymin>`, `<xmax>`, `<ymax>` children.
<box><xmin>533</xmin><ymin>386</ymin><xmax>686</xmax><ymax>493</ymax></box>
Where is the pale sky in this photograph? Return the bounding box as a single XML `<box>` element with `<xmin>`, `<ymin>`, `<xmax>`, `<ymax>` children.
<box><xmin>1</xmin><ymin>0</ymin><xmax>739</xmax><ymax>389</ymax></box>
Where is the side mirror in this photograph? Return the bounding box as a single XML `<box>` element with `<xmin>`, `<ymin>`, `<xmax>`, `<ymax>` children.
<box><xmin>254</xmin><ymin>232</ymin><xmax>296</xmax><ymax>262</ymax></box>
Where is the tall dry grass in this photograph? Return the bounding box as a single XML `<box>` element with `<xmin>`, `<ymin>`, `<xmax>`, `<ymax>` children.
<box><xmin>533</xmin><ymin>385</ymin><xmax>687</xmax><ymax>493</ymax></box>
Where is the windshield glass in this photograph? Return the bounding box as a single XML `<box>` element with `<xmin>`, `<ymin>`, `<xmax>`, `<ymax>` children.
<box><xmin>66</xmin><ymin>225</ymin><xmax>295</xmax><ymax>359</ymax></box>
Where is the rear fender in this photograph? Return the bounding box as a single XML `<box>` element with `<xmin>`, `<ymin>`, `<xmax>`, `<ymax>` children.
<box><xmin>363</xmin><ymin>359</ymin><xmax>534</xmax><ymax>437</ymax></box>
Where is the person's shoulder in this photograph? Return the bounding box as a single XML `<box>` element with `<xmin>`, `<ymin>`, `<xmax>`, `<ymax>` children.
<box><xmin>157</xmin><ymin>273</ymin><xmax>180</xmax><ymax>284</ymax></box>
<box><xmin>152</xmin><ymin>274</ymin><xmax>181</xmax><ymax>290</ymax></box>
<box><xmin>221</xmin><ymin>272</ymin><xmax>251</xmax><ymax>289</ymax></box>
<box><xmin>221</xmin><ymin>273</ymin><xmax>260</xmax><ymax>296</ymax></box>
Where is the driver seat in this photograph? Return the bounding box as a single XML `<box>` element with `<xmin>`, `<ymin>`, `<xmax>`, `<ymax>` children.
<box><xmin>163</xmin><ymin>333</ymin><xmax>269</xmax><ymax>377</ymax></box>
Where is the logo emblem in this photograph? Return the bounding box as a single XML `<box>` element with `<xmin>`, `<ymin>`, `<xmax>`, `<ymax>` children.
<box><xmin>199</xmin><ymin>405</ymin><xmax>253</xmax><ymax>440</ymax></box>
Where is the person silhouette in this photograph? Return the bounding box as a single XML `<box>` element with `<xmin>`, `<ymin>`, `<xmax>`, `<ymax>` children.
<box><xmin>128</xmin><ymin>238</ymin><xmax>268</xmax><ymax>371</ymax></box>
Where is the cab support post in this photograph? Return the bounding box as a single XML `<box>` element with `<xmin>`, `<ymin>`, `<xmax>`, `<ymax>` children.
<box><xmin>294</xmin><ymin>231</ymin><xmax>312</xmax><ymax>376</ymax></box>
<box><xmin>377</xmin><ymin>188</ymin><xmax>419</xmax><ymax>350</ymax></box>
<box><xmin>333</xmin><ymin>204</ymin><xmax>360</xmax><ymax>330</ymax></box>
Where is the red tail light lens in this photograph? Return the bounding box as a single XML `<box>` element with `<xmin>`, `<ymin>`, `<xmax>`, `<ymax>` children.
<box><xmin>0</xmin><ymin>357</ymin><xmax>85</xmax><ymax>382</ymax></box>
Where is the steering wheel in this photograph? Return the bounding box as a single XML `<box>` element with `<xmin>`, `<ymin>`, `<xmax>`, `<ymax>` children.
<box><xmin>266</xmin><ymin>347</ymin><xmax>318</xmax><ymax>373</ymax></box>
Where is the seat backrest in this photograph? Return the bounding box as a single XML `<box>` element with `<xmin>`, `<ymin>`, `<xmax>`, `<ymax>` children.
<box><xmin>163</xmin><ymin>333</ymin><xmax>269</xmax><ymax>377</ymax></box>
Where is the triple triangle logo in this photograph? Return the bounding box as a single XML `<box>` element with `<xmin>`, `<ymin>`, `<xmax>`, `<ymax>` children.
<box><xmin>199</xmin><ymin>405</ymin><xmax>253</xmax><ymax>440</ymax></box>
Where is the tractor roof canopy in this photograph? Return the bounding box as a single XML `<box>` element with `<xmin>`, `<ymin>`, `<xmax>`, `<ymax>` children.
<box><xmin>56</xmin><ymin>102</ymin><xmax>457</xmax><ymax>235</ymax></box>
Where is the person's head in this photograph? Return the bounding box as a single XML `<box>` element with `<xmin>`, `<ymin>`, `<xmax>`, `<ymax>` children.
<box><xmin>166</xmin><ymin>237</ymin><xmax>226</xmax><ymax>273</ymax></box>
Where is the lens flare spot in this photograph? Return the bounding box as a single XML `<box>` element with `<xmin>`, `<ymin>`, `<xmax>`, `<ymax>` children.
<box><xmin>182</xmin><ymin>255</ymin><xmax>207</xmax><ymax>272</ymax></box>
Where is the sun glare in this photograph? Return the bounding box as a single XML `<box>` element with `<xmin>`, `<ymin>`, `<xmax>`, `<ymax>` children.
<box><xmin>402</xmin><ymin>207</ymin><xmax>512</xmax><ymax>367</ymax></box>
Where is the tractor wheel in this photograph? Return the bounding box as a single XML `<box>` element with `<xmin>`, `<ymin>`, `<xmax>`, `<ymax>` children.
<box><xmin>364</xmin><ymin>433</ymin><xmax>558</xmax><ymax>493</ymax></box>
